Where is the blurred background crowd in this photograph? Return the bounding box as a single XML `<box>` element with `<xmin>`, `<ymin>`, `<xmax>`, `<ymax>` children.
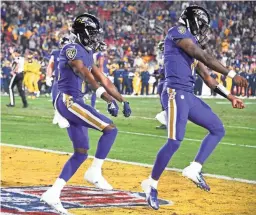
<box><xmin>1</xmin><ymin>1</ymin><xmax>256</xmax><ymax>97</ymax></box>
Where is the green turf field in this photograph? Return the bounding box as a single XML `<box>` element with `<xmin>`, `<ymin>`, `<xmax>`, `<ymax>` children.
<box><xmin>1</xmin><ymin>96</ymin><xmax>256</xmax><ymax>180</ymax></box>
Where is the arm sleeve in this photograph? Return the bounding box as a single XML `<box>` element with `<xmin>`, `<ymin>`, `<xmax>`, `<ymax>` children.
<box><xmin>167</xmin><ymin>26</ymin><xmax>192</xmax><ymax>42</ymax></box>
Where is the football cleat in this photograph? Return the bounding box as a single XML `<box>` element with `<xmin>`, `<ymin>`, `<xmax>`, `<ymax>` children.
<box><xmin>6</xmin><ymin>104</ymin><xmax>15</xmax><ymax>107</ymax></box>
<box><xmin>23</xmin><ymin>103</ymin><xmax>28</xmax><ymax>108</ymax></box>
<box><xmin>56</xmin><ymin>112</ymin><xmax>70</xmax><ymax>128</ymax></box>
<box><xmin>156</xmin><ymin>124</ymin><xmax>167</xmax><ymax>129</ymax></box>
<box><xmin>84</xmin><ymin>167</ymin><xmax>113</xmax><ymax>190</ymax></box>
<box><xmin>182</xmin><ymin>166</ymin><xmax>210</xmax><ymax>191</ymax></box>
<box><xmin>141</xmin><ymin>179</ymin><xmax>159</xmax><ymax>210</ymax></box>
<box><xmin>40</xmin><ymin>188</ymin><xmax>70</xmax><ymax>215</ymax></box>
<box><xmin>155</xmin><ymin>110</ymin><xmax>167</xmax><ymax>126</ymax></box>
<box><xmin>52</xmin><ymin>110</ymin><xmax>59</xmax><ymax>125</ymax></box>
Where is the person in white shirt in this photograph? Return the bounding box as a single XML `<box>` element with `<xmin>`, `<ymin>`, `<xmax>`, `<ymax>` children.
<box><xmin>7</xmin><ymin>48</ymin><xmax>28</xmax><ymax>108</ymax></box>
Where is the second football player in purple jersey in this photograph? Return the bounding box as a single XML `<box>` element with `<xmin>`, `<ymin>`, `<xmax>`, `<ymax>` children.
<box><xmin>141</xmin><ymin>5</ymin><xmax>247</xmax><ymax>210</ymax></box>
<box><xmin>155</xmin><ymin>41</ymin><xmax>167</xmax><ymax>129</ymax></box>
<box><xmin>46</xmin><ymin>36</ymin><xmax>70</xmax><ymax>128</ymax></box>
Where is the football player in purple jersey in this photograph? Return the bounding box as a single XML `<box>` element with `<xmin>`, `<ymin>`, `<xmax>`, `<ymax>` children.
<box><xmin>155</xmin><ymin>41</ymin><xmax>167</xmax><ymax>129</ymax></box>
<box><xmin>41</xmin><ymin>13</ymin><xmax>131</xmax><ymax>214</ymax></box>
<box><xmin>141</xmin><ymin>5</ymin><xmax>247</xmax><ymax>210</ymax></box>
<box><xmin>46</xmin><ymin>35</ymin><xmax>70</xmax><ymax>128</ymax></box>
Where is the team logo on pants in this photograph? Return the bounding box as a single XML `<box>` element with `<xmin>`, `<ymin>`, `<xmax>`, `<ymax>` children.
<box><xmin>169</xmin><ymin>91</ymin><xmax>176</xmax><ymax>100</ymax></box>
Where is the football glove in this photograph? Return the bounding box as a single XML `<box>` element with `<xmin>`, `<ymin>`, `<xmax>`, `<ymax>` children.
<box><xmin>46</xmin><ymin>76</ymin><xmax>53</xmax><ymax>87</ymax></box>
<box><xmin>122</xmin><ymin>101</ymin><xmax>131</xmax><ymax>117</ymax></box>
<box><xmin>107</xmin><ymin>100</ymin><xmax>119</xmax><ymax>117</ymax></box>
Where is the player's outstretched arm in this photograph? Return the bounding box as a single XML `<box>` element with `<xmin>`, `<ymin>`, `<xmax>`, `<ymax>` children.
<box><xmin>92</xmin><ymin>65</ymin><xmax>131</xmax><ymax>117</ymax></box>
<box><xmin>177</xmin><ymin>38</ymin><xmax>248</xmax><ymax>88</ymax></box>
<box><xmin>197</xmin><ymin>62</ymin><xmax>245</xmax><ymax>109</ymax></box>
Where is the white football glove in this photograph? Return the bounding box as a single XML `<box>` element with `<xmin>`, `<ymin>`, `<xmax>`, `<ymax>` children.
<box><xmin>46</xmin><ymin>76</ymin><xmax>53</xmax><ymax>87</ymax></box>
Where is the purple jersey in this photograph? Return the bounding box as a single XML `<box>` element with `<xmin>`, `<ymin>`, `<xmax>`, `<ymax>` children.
<box><xmin>164</xmin><ymin>26</ymin><xmax>198</xmax><ymax>92</ymax></box>
<box><xmin>58</xmin><ymin>43</ymin><xmax>93</xmax><ymax>98</ymax></box>
<box><xmin>51</xmin><ymin>49</ymin><xmax>61</xmax><ymax>80</ymax></box>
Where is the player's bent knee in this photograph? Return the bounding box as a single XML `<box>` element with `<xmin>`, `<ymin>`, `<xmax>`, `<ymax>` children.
<box><xmin>73</xmin><ymin>149</ymin><xmax>88</xmax><ymax>162</ymax></box>
<box><xmin>74</xmin><ymin>148</ymin><xmax>88</xmax><ymax>154</ymax></box>
<box><xmin>211</xmin><ymin>125</ymin><xmax>225</xmax><ymax>137</ymax></box>
<box><xmin>166</xmin><ymin>138</ymin><xmax>181</xmax><ymax>152</ymax></box>
<box><xmin>103</xmin><ymin>124</ymin><xmax>117</xmax><ymax>132</ymax></box>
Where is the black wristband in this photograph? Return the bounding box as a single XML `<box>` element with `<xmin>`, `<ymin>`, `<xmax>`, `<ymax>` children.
<box><xmin>213</xmin><ymin>84</ymin><xmax>229</xmax><ymax>98</ymax></box>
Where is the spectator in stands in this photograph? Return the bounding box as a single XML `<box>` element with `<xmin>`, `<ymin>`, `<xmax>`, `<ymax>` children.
<box><xmin>133</xmin><ymin>52</ymin><xmax>144</xmax><ymax>68</ymax></box>
<box><xmin>194</xmin><ymin>72</ymin><xmax>203</xmax><ymax>96</ymax></box>
<box><xmin>121</xmin><ymin>63</ymin><xmax>131</xmax><ymax>95</ymax></box>
<box><xmin>1</xmin><ymin>1</ymin><xmax>255</xmax><ymax>96</ymax></box>
<box><xmin>140</xmin><ymin>64</ymin><xmax>150</xmax><ymax>95</ymax></box>
<box><xmin>113</xmin><ymin>64</ymin><xmax>122</xmax><ymax>93</ymax></box>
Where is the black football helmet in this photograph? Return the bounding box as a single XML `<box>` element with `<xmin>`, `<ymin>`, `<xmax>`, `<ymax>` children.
<box><xmin>72</xmin><ymin>13</ymin><xmax>103</xmax><ymax>51</ymax></box>
<box><xmin>158</xmin><ymin>41</ymin><xmax>164</xmax><ymax>52</ymax></box>
<box><xmin>178</xmin><ymin>5</ymin><xmax>210</xmax><ymax>47</ymax></box>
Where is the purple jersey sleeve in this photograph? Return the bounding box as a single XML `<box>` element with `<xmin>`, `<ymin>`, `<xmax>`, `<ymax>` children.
<box><xmin>167</xmin><ymin>26</ymin><xmax>193</xmax><ymax>42</ymax></box>
<box><xmin>64</xmin><ymin>44</ymin><xmax>86</xmax><ymax>61</ymax></box>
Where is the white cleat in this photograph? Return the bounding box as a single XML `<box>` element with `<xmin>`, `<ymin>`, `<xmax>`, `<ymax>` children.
<box><xmin>182</xmin><ymin>166</ymin><xmax>200</xmax><ymax>181</ymax></box>
<box><xmin>141</xmin><ymin>179</ymin><xmax>151</xmax><ymax>197</ymax></box>
<box><xmin>57</xmin><ymin>115</ymin><xmax>70</xmax><ymax>129</ymax></box>
<box><xmin>40</xmin><ymin>188</ymin><xmax>70</xmax><ymax>215</ymax></box>
<box><xmin>36</xmin><ymin>91</ymin><xmax>40</xmax><ymax>98</ymax></box>
<box><xmin>182</xmin><ymin>163</ymin><xmax>210</xmax><ymax>191</ymax></box>
<box><xmin>141</xmin><ymin>178</ymin><xmax>160</xmax><ymax>210</ymax></box>
<box><xmin>155</xmin><ymin>110</ymin><xmax>167</xmax><ymax>125</ymax></box>
<box><xmin>54</xmin><ymin>111</ymin><xmax>70</xmax><ymax>128</ymax></box>
<box><xmin>52</xmin><ymin>110</ymin><xmax>59</xmax><ymax>125</ymax></box>
<box><xmin>84</xmin><ymin>167</ymin><xmax>113</xmax><ymax>190</ymax></box>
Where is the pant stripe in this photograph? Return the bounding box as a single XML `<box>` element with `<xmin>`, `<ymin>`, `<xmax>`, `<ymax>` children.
<box><xmin>63</xmin><ymin>94</ymin><xmax>108</xmax><ymax>131</ymax></box>
<box><xmin>72</xmin><ymin>103</ymin><xmax>108</xmax><ymax>131</ymax></box>
<box><xmin>168</xmin><ymin>88</ymin><xmax>177</xmax><ymax>140</ymax></box>
<box><xmin>9</xmin><ymin>75</ymin><xmax>16</xmax><ymax>105</ymax></box>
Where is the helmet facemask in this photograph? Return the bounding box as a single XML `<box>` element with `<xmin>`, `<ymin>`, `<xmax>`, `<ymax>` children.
<box><xmin>179</xmin><ymin>6</ymin><xmax>211</xmax><ymax>49</ymax></box>
<box><xmin>194</xmin><ymin>16</ymin><xmax>210</xmax><ymax>48</ymax></box>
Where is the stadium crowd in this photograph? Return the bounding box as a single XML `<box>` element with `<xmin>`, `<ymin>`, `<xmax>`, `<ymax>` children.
<box><xmin>1</xmin><ymin>1</ymin><xmax>256</xmax><ymax>97</ymax></box>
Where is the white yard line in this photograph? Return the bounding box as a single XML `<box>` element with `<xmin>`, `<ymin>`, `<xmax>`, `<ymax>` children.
<box><xmin>5</xmin><ymin>114</ymin><xmax>256</xmax><ymax>131</ymax></box>
<box><xmin>1</xmin><ymin>143</ymin><xmax>256</xmax><ymax>185</ymax></box>
<box><xmin>225</xmin><ymin>125</ymin><xmax>256</xmax><ymax>131</ymax></box>
<box><xmin>119</xmin><ymin>131</ymin><xmax>256</xmax><ymax>148</ymax></box>
<box><xmin>2</xmin><ymin>114</ymin><xmax>256</xmax><ymax>148</ymax></box>
<box><xmin>216</xmin><ymin>101</ymin><xmax>256</xmax><ymax>104</ymax></box>
<box><xmin>131</xmin><ymin>116</ymin><xmax>256</xmax><ymax>131</ymax></box>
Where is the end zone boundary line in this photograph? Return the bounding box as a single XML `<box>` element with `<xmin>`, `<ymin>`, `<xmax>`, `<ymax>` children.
<box><xmin>1</xmin><ymin>143</ymin><xmax>256</xmax><ymax>185</ymax></box>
